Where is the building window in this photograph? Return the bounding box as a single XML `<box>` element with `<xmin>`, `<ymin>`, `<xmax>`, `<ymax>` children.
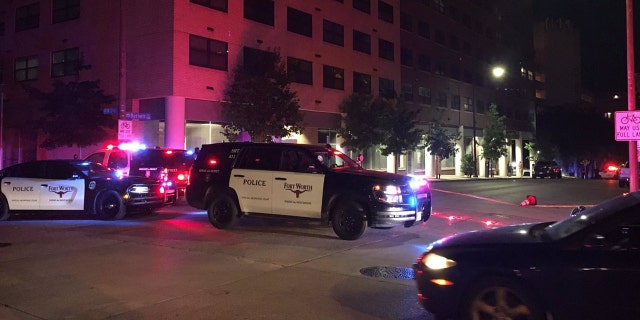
<box><xmin>16</xmin><ymin>3</ymin><xmax>40</xmax><ymax>32</ymax></box>
<box><xmin>400</xmin><ymin>47</ymin><xmax>413</xmax><ymax>66</ymax></box>
<box><xmin>323</xmin><ymin>65</ymin><xmax>344</xmax><ymax>90</ymax></box>
<box><xmin>189</xmin><ymin>35</ymin><xmax>228</xmax><ymax>71</ymax></box>
<box><xmin>15</xmin><ymin>55</ymin><xmax>39</xmax><ymax>81</ymax></box>
<box><xmin>243</xmin><ymin>46</ymin><xmax>275</xmax><ymax>76</ymax></box>
<box><xmin>418</xmin><ymin>21</ymin><xmax>430</xmax><ymax>38</ymax></box>
<box><xmin>378</xmin><ymin>38</ymin><xmax>394</xmax><ymax>61</ymax></box>
<box><xmin>418</xmin><ymin>54</ymin><xmax>430</xmax><ymax>71</ymax></box>
<box><xmin>287</xmin><ymin>57</ymin><xmax>312</xmax><ymax>85</ymax></box>
<box><xmin>287</xmin><ymin>7</ymin><xmax>312</xmax><ymax>37</ymax></box>
<box><xmin>244</xmin><ymin>0</ymin><xmax>274</xmax><ymax>26</ymax></box>
<box><xmin>449</xmin><ymin>35</ymin><xmax>460</xmax><ymax>51</ymax></box>
<box><xmin>418</xmin><ymin>87</ymin><xmax>431</xmax><ymax>104</ymax></box>
<box><xmin>378</xmin><ymin>1</ymin><xmax>393</xmax><ymax>23</ymax></box>
<box><xmin>433</xmin><ymin>0</ymin><xmax>444</xmax><ymax>13</ymax></box>
<box><xmin>451</xmin><ymin>94</ymin><xmax>460</xmax><ymax>110</ymax></box>
<box><xmin>353</xmin><ymin>0</ymin><xmax>371</xmax><ymax>14</ymax></box>
<box><xmin>379</xmin><ymin>78</ymin><xmax>394</xmax><ymax>98</ymax></box>
<box><xmin>353</xmin><ymin>72</ymin><xmax>371</xmax><ymax>94</ymax></box>
<box><xmin>401</xmin><ymin>83</ymin><xmax>413</xmax><ymax>102</ymax></box>
<box><xmin>476</xmin><ymin>100</ymin><xmax>485</xmax><ymax>114</ymax></box>
<box><xmin>435</xmin><ymin>29</ymin><xmax>446</xmax><ymax>45</ymax></box>
<box><xmin>0</xmin><ymin>21</ymin><xmax>4</xmax><ymax>36</ymax></box>
<box><xmin>53</xmin><ymin>0</ymin><xmax>80</xmax><ymax>24</ymax></box>
<box><xmin>51</xmin><ymin>47</ymin><xmax>80</xmax><ymax>77</ymax></box>
<box><xmin>191</xmin><ymin>0</ymin><xmax>228</xmax><ymax>12</ymax></box>
<box><xmin>353</xmin><ymin>30</ymin><xmax>371</xmax><ymax>54</ymax></box>
<box><xmin>450</xmin><ymin>63</ymin><xmax>460</xmax><ymax>80</ymax></box>
<box><xmin>463</xmin><ymin>97</ymin><xmax>473</xmax><ymax>111</ymax></box>
<box><xmin>436</xmin><ymin>91</ymin><xmax>447</xmax><ymax>107</ymax></box>
<box><xmin>323</xmin><ymin>19</ymin><xmax>344</xmax><ymax>46</ymax></box>
<box><xmin>400</xmin><ymin>12</ymin><xmax>412</xmax><ymax>31</ymax></box>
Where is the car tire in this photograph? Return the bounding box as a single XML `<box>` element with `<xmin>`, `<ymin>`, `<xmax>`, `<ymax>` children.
<box><xmin>96</xmin><ymin>190</ymin><xmax>126</xmax><ymax>220</ymax></box>
<box><xmin>331</xmin><ymin>200</ymin><xmax>367</xmax><ymax>240</ymax></box>
<box><xmin>460</xmin><ymin>277</ymin><xmax>546</xmax><ymax>320</ymax></box>
<box><xmin>0</xmin><ymin>194</ymin><xmax>10</xmax><ymax>221</ymax></box>
<box><xmin>207</xmin><ymin>193</ymin><xmax>239</xmax><ymax>229</ymax></box>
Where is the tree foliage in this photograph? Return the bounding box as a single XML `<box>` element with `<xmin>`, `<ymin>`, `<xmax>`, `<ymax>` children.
<box><xmin>481</xmin><ymin>104</ymin><xmax>509</xmax><ymax>175</ymax></box>
<box><xmin>337</xmin><ymin>93</ymin><xmax>387</xmax><ymax>152</ymax></box>
<box><xmin>25</xmin><ymin>80</ymin><xmax>116</xmax><ymax>149</ymax></box>
<box><xmin>222</xmin><ymin>50</ymin><xmax>303</xmax><ymax>142</ymax></box>
<box><xmin>424</xmin><ymin>119</ymin><xmax>460</xmax><ymax>178</ymax></box>
<box><xmin>536</xmin><ymin>103</ymin><xmax>623</xmax><ymax>166</ymax></box>
<box><xmin>337</xmin><ymin>93</ymin><xmax>424</xmax><ymax>173</ymax></box>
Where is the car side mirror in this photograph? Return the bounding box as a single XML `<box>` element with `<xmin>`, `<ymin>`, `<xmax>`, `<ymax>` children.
<box><xmin>570</xmin><ymin>205</ymin><xmax>586</xmax><ymax>216</ymax></box>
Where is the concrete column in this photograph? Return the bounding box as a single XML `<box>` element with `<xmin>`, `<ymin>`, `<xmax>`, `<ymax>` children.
<box><xmin>456</xmin><ymin>125</ymin><xmax>464</xmax><ymax>177</ymax></box>
<box><xmin>165</xmin><ymin>96</ymin><xmax>186</xmax><ymax>149</ymax></box>
<box><xmin>499</xmin><ymin>156</ymin><xmax>508</xmax><ymax>177</ymax></box>
<box><xmin>515</xmin><ymin>137</ymin><xmax>523</xmax><ymax>177</ymax></box>
<box><xmin>425</xmin><ymin>151</ymin><xmax>434</xmax><ymax>178</ymax></box>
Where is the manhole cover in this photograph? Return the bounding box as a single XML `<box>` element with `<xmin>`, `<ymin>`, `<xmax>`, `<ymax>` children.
<box><xmin>359</xmin><ymin>266</ymin><xmax>414</xmax><ymax>280</ymax></box>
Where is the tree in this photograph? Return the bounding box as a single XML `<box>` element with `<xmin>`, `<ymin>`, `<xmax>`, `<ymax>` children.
<box><xmin>461</xmin><ymin>154</ymin><xmax>475</xmax><ymax>177</ymax></box>
<box><xmin>481</xmin><ymin>104</ymin><xmax>508</xmax><ymax>177</ymax></box>
<box><xmin>378</xmin><ymin>97</ymin><xmax>424</xmax><ymax>173</ymax></box>
<box><xmin>222</xmin><ymin>49</ymin><xmax>303</xmax><ymax>142</ymax></box>
<box><xmin>25</xmin><ymin>80</ymin><xmax>117</xmax><ymax>149</ymax></box>
<box><xmin>337</xmin><ymin>93</ymin><xmax>387</xmax><ymax>152</ymax></box>
<box><xmin>424</xmin><ymin>119</ymin><xmax>460</xmax><ymax>179</ymax></box>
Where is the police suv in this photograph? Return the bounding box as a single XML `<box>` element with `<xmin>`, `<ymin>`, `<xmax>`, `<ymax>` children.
<box><xmin>186</xmin><ymin>143</ymin><xmax>432</xmax><ymax>240</ymax></box>
<box><xmin>85</xmin><ymin>144</ymin><xmax>194</xmax><ymax>202</ymax></box>
<box><xmin>0</xmin><ymin>159</ymin><xmax>166</xmax><ymax>221</ymax></box>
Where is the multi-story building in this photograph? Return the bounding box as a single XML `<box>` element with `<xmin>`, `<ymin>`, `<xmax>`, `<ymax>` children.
<box><xmin>0</xmin><ymin>0</ymin><xmax>538</xmax><ymax>178</ymax></box>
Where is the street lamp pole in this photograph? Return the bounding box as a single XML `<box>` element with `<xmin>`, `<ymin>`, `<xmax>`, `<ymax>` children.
<box><xmin>472</xmin><ymin>84</ymin><xmax>477</xmax><ymax>177</ymax></box>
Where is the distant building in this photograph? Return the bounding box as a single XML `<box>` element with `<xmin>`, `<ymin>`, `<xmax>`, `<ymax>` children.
<box><xmin>0</xmin><ymin>0</ymin><xmax>539</xmax><ymax>178</ymax></box>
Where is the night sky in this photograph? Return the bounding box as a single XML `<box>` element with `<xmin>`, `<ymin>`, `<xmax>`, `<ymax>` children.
<box><xmin>532</xmin><ymin>0</ymin><xmax>637</xmax><ymax>93</ymax></box>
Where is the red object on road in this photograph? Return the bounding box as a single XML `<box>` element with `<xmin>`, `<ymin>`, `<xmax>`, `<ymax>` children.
<box><xmin>520</xmin><ymin>195</ymin><xmax>537</xmax><ymax>206</ymax></box>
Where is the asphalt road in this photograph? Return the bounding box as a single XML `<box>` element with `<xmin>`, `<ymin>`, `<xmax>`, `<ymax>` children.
<box><xmin>0</xmin><ymin>178</ymin><xmax>627</xmax><ymax>320</ymax></box>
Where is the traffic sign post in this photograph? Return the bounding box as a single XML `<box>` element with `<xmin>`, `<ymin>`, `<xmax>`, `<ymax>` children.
<box><xmin>615</xmin><ymin>111</ymin><xmax>640</xmax><ymax>141</ymax></box>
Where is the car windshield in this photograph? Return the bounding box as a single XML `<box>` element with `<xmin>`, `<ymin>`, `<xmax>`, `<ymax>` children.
<box><xmin>544</xmin><ymin>192</ymin><xmax>640</xmax><ymax>240</ymax></box>
<box><xmin>313</xmin><ymin>149</ymin><xmax>360</xmax><ymax>171</ymax></box>
<box><xmin>71</xmin><ymin>161</ymin><xmax>117</xmax><ymax>178</ymax></box>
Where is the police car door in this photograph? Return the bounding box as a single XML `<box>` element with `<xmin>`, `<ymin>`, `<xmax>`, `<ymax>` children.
<box><xmin>228</xmin><ymin>146</ymin><xmax>277</xmax><ymax>214</ymax></box>
<box><xmin>39</xmin><ymin>162</ymin><xmax>85</xmax><ymax>210</ymax></box>
<box><xmin>0</xmin><ymin>162</ymin><xmax>43</xmax><ymax>210</ymax></box>
<box><xmin>271</xmin><ymin>148</ymin><xmax>324</xmax><ymax>218</ymax></box>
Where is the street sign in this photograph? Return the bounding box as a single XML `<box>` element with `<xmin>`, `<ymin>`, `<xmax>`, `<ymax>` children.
<box><xmin>124</xmin><ymin>112</ymin><xmax>151</xmax><ymax>120</ymax></box>
<box><xmin>103</xmin><ymin>107</ymin><xmax>118</xmax><ymax>115</ymax></box>
<box><xmin>118</xmin><ymin>120</ymin><xmax>133</xmax><ymax>141</ymax></box>
<box><xmin>615</xmin><ymin>111</ymin><xmax>640</xmax><ymax>141</ymax></box>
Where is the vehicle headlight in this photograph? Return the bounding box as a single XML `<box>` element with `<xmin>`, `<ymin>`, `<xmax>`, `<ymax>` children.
<box><xmin>373</xmin><ymin>184</ymin><xmax>402</xmax><ymax>203</ymax></box>
<box><xmin>410</xmin><ymin>177</ymin><xmax>428</xmax><ymax>190</ymax></box>
<box><xmin>422</xmin><ymin>253</ymin><xmax>457</xmax><ymax>270</ymax></box>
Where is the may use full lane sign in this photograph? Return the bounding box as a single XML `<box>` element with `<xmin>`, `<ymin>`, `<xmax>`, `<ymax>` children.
<box><xmin>615</xmin><ymin>111</ymin><xmax>640</xmax><ymax>141</ymax></box>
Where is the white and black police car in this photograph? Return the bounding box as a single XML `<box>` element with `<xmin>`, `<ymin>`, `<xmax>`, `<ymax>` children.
<box><xmin>186</xmin><ymin>143</ymin><xmax>432</xmax><ymax>240</ymax></box>
<box><xmin>0</xmin><ymin>159</ymin><xmax>166</xmax><ymax>221</ymax></box>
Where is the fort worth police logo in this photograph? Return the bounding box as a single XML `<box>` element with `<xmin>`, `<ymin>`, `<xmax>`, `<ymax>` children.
<box><xmin>48</xmin><ymin>185</ymin><xmax>74</xmax><ymax>198</ymax></box>
<box><xmin>283</xmin><ymin>182</ymin><xmax>312</xmax><ymax>198</ymax></box>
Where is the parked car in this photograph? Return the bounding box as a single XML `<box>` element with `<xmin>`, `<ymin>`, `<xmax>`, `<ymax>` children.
<box><xmin>413</xmin><ymin>191</ymin><xmax>640</xmax><ymax>320</ymax></box>
<box><xmin>85</xmin><ymin>144</ymin><xmax>194</xmax><ymax>201</ymax></box>
<box><xmin>0</xmin><ymin>159</ymin><xmax>166</xmax><ymax>221</ymax></box>
<box><xmin>597</xmin><ymin>162</ymin><xmax>621</xmax><ymax>179</ymax></box>
<box><xmin>532</xmin><ymin>160</ymin><xmax>561</xmax><ymax>179</ymax></box>
<box><xmin>186</xmin><ymin>142</ymin><xmax>432</xmax><ymax>240</ymax></box>
<box><xmin>617</xmin><ymin>161</ymin><xmax>640</xmax><ymax>188</ymax></box>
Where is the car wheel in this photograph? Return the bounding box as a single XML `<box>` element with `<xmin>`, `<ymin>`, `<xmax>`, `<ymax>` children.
<box><xmin>0</xmin><ymin>194</ymin><xmax>10</xmax><ymax>221</ymax></box>
<box><xmin>404</xmin><ymin>221</ymin><xmax>415</xmax><ymax>228</ymax></box>
<box><xmin>331</xmin><ymin>200</ymin><xmax>367</xmax><ymax>240</ymax></box>
<box><xmin>461</xmin><ymin>277</ymin><xmax>545</xmax><ymax>320</ymax></box>
<box><xmin>96</xmin><ymin>190</ymin><xmax>126</xmax><ymax>220</ymax></box>
<box><xmin>207</xmin><ymin>193</ymin><xmax>239</xmax><ymax>229</ymax></box>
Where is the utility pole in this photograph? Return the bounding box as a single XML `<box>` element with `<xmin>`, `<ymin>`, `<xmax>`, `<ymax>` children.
<box><xmin>627</xmin><ymin>0</ymin><xmax>637</xmax><ymax>192</ymax></box>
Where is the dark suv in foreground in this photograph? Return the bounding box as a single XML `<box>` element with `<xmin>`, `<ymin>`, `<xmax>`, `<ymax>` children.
<box><xmin>186</xmin><ymin>142</ymin><xmax>432</xmax><ymax>240</ymax></box>
<box><xmin>532</xmin><ymin>160</ymin><xmax>562</xmax><ymax>179</ymax></box>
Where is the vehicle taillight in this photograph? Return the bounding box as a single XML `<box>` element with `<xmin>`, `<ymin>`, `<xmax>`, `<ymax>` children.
<box><xmin>607</xmin><ymin>165</ymin><xmax>619</xmax><ymax>172</ymax></box>
<box><xmin>177</xmin><ymin>173</ymin><xmax>186</xmax><ymax>181</ymax></box>
<box><xmin>208</xmin><ymin>158</ymin><xmax>218</xmax><ymax>166</ymax></box>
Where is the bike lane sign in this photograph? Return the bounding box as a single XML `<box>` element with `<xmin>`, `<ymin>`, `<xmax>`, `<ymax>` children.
<box><xmin>615</xmin><ymin>111</ymin><xmax>640</xmax><ymax>141</ymax></box>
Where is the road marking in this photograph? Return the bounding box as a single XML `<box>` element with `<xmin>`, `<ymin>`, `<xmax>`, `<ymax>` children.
<box><xmin>432</xmin><ymin>188</ymin><xmax>595</xmax><ymax>208</ymax></box>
